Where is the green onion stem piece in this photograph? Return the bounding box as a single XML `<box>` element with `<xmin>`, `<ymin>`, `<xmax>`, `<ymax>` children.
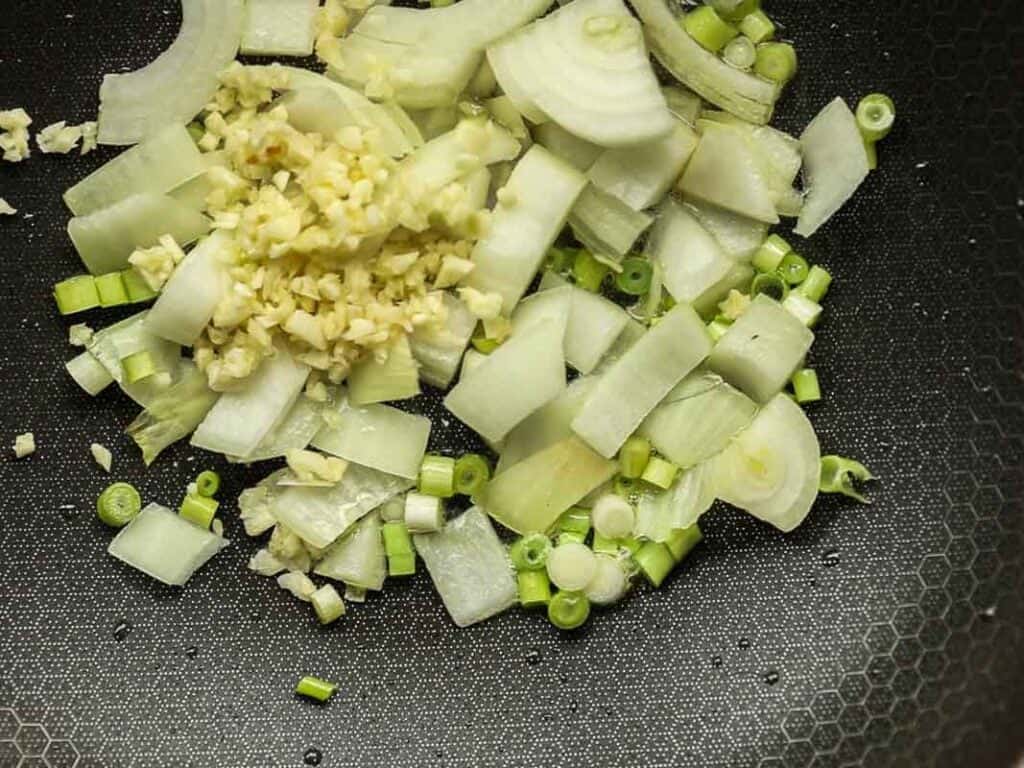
<box><xmin>665</xmin><ymin>525</ymin><xmax>703</xmax><ymax>563</ymax></box>
<box><xmin>618</xmin><ymin>436</ymin><xmax>652</xmax><ymax>479</ymax></box>
<box><xmin>295</xmin><ymin>676</ymin><xmax>337</xmax><ymax>703</ymax></box>
<box><xmin>96</xmin><ymin>482</ymin><xmax>142</xmax><ymax>528</ymax></box>
<box><xmin>556</xmin><ymin>508</ymin><xmax>591</xmax><ymax>542</ymax></box>
<box><xmin>682</xmin><ymin>6</ymin><xmax>739</xmax><ymax>53</ymax></box>
<box><xmin>782</xmin><ymin>292</ymin><xmax>823</xmax><ymax>328</ymax></box>
<box><xmin>778</xmin><ymin>252</ymin><xmax>810</xmax><ymax>285</ymax></box>
<box><xmin>510</xmin><ymin>533</ymin><xmax>553</xmax><ymax>571</ymax></box>
<box><xmin>381</xmin><ymin>521</ymin><xmax>414</xmax><ymax>557</ymax></box>
<box><xmin>546</xmin><ymin>247</ymin><xmax>576</xmax><ymax>274</ymax></box>
<box><xmin>863</xmin><ymin>136</ymin><xmax>878</xmax><ymax>171</ymax></box>
<box><xmin>739</xmin><ymin>9</ymin><xmax>775</xmax><ymax>43</ymax></box>
<box><xmin>855</xmin><ymin>93</ymin><xmax>896</xmax><ymax>143</ymax></box>
<box><xmin>572</xmin><ymin>249</ymin><xmax>610</xmax><ymax>293</ymax></box>
<box><xmin>711</xmin><ymin>0</ymin><xmax>760</xmax><ymax>21</ymax></box>
<box><xmin>615</xmin><ymin>257</ymin><xmax>654</xmax><ymax>296</ymax></box>
<box><xmin>791</xmin><ymin>369</ymin><xmax>821</xmax><ymax>404</ymax></box>
<box><xmin>453</xmin><ymin>454</ymin><xmax>490</xmax><ymax>496</ymax></box>
<box><xmin>754</xmin><ymin>42</ymin><xmax>797</xmax><ymax>84</ymax></box>
<box><xmin>121</xmin><ymin>350</ymin><xmax>158</xmax><ymax>384</ymax></box>
<box><xmin>53</xmin><ymin>275</ymin><xmax>100</xmax><ymax>315</ymax></box>
<box><xmin>121</xmin><ymin>269</ymin><xmax>158</xmax><ymax>303</ymax></box>
<box><xmin>430</xmin><ymin>0</ymin><xmax>455</xmax><ymax>5</ymax></box>
<box><xmin>387</xmin><ymin>552</ymin><xmax>417</xmax><ymax>577</ymax></box>
<box><xmin>418</xmin><ymin>454</ymin><xmax>456</xmax><ymax>498</ymax></box>
<box><xmin>620</xmin><ymin>537</ymin><xmax>642</xmax><ymax>556</ymax></box>
<box><xmin>94</xmin><ymin>272</ymin><xmax>130</xmax><ymax>307</ymax></box>
<box><xmin>179</xmin><ymin>494</ymin><xmax>218</xmax><ymax>529</ymax></box>
<box><xmin>752</xmin><ymin>234</ymin><xmax>792</xmax><ymax>273</ymax></box>
<box><xmin>633</xmin><ymin>541</ymin><xmax>676</xmax><ymax>587</ymax></box>
<box><xmin>591</xmin><ymin>533</ymin><xmax>620</xmax><ymax>556</ymax></box>
<box><xmin>517</xmin><ymin>570</ymin><xmax>552</xmax><ymax>608</ymax></box>
<box><xmin>707</xmin><ymin>319</ymin><xmax>731</xmax><ymax>342</ymax></box>
<box><xmin>723</xmin><ymin>36</ymin><xmax>757</xmax><ymax>70</ymax></box>
<box><xmin>820</xmin><ymin>455</ymin><xmax>874</xmax><ymax>504</ymax></box>
<box><xmin>195</xmin><ymin>470</ymin><xmax>221</xmax><ymax>498</ymax></box>
<box><xmin>311</xmin><ymin>584</ymin><xmax>346</xmax><ymax>625</ymax></box>
<box><xmin>799</xmin><ymin>266</ymin><xmax>832</xmax><ymax>303</ymax></box>
<box><xmin>641</xmin><ymin>456</ymin><xmax>680</xmax><ymax>490</ymax></box>
<box><xmin>614</xmin><ymin>475</ymin><xmax>639</xmax><ymax>500</ymax></box>
<box><xmin>547</xmin><ymin>590</ymin><xmax>591</xmax><ymax>630</ymax></box>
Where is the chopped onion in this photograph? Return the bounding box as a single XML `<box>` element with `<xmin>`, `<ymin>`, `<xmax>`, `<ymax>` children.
<box><xmin>538</xmin><ymin>272</ymin><xmax>631</xmax><ymax>374</ymax></box>
<box><xmin>107</xmin><ymin>503</ymin><xmax>228</xmax><ymax>586</ymax></box>
<box><xmin>269</xmin><ymin>463</ymin><xmax>412</xmax><ymax>549</ymax></box>
<box><xmin>169</xmin><ymin>150</ymin><xmax>228</xmax><ymax>211</ymax></box>
<box><xmin>407</xmin><ymin>106</ymin><xmax>460</xmax><ymax>142</ymax></box>
<box><xmin>568</xmin><ymin>184</ymin><xmax>654</xmax><ymax>267</ymax></box>
<box><xmin>588</xmin><ymin>121</ymin><xmax>698</xmax><ymax>210</ymax></box>
<box><xmin>648</xmin><ymin>198</ymin><xmax>735</xmax><ymax>304</ymax></box>
<box><xmin>794</xmin><ymin>97</ymin><xmax>870</xmax><ymax>238</ymax></box>
<box><xmin>488</xmin><ymin>0</ymin><xmax>674</xmax><ymax>148</ymax></box>
<box><xmin>444</xmin><ymin>319</ymin><xmax>567</xmax><ymax>444</ymax></box>
<box><xmin>347</xmin><ymin>335</ymin><xmax>421</xmax><ymax>406</ymax></box>
<box><xmin>97</xmin><ymin>0</ymin><xmax>245</xmax><ymax>145</ymax></box>
<box><xmin>572</xmin><ymin>303</ymin><xmax>713</xmax><ymax>458</ymax></box>
<box><xmin>662</xmin><ymin>85</ymin><xmax>703</xmax><ymax>125</ymax></box>
<box><xmin>413</xmin><ymin>508</ymin><xmax>518</xmax><ymax>628</ymax></box>
<box><xmin>510</xmin><ymin>286</ymin><xmax>572</xmax><ymax>340</ymax></box>
<box><xmin>314</xmin><ymin>512</ymin><xmax>387</xmax><ymax>592</ymax></box>
<box><xmin>240</xmin><ymin>0</ymin><xmax>317</xmax><ymax>57</ymax></box>
<box><xmin>191</xmin><ymin>346</ymin><xmax>310</xmax><ymax>457</ymax></box>
<box><xmin>592</xmin><ymin>317</ymin><xmax>646</xmax><ymax>374</ymax></box>
<box><xmin>584</xmin><ymin>555</ymin><xmax>630</xmax><ymax>605</ymax></box>
<box><xmin>712</xmin><ymin>394</ymin><xmax>820</xmax><ymax>532</ymax></box>
<box><xmin>145</xmin><ymin>231</ymin><xmax>232</xmax><ymax>346</ymax></box>
<box><xmin>66</xmin><ymin>351</ymin><xmax>115</xmax><ymax>396</ymax></box>
<box><xmin>408</xmin><ymin>293</ymin><xmax>477</xmax><ymax>389</ymax></box>
<box><xmin>127</xmin><ymin>363</ymin><xmax>219</xmax><ymax>465</ymax></box>
<box><xmin>234</xmin><ymin>394</ymin><xmax>330</xmax><ymax>463</ymax></box>
<box><xmin>533</xmin><ymin>122</ymin><xmax>602</xmax><ymax>172</ymax></box>
<box><xmin>64</xmin><ymin>124</ymin><xmax>205</xmax><ymax>216</ymax></box>
<box><xmin>628</xmin><ymin>0</ymin><xmax>779</xmax><ymax>124</ymax></box>
<box><xmin>706</xmin><ymin>295</ymin><xmax>814</xmax><ymax>404</ymax></box>
<box><xmin>683</xmin><ymin>197</ymin><xmax>768</xmax><ymax>263</ymax></box>
<box><xmin>465</xmin><ymin>144</ymin><xmax>587</xmax><ymax>312</ymax></box>
<box><xmin>640</xmin><ymin>369</ymin><xmax>757</xmax><ymax>468</ymax></box>
<box><xmin>546</xmin><ymin>542</ymin><xmax>597</xmax><ymax>591</ymax></box>
<box><xmin>634</xmin><ymin>464</ymin><xmax>715</xmax><ymax>541</ymax></box>
<box><xmin>87</xmin><ymin>311</ymin><xmax>182</xmax><ymax>386</ymax></box>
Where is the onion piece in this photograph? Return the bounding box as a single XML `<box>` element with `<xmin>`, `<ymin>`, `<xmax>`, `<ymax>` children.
<box><xmin>794</xmin><ymin>97</ymin><xmax>871</xmax><ymax>238</ymax></box>
<box><xmin>312</xmin><ymin>399</ymin><xmax>430</xmax><ymax>480</ymax></box>
<box><xmin>683</xmin><ymin>197</ymin><xmax>767</xmax><ymax>263</ymax></box>
<box><xmin>635</xmin><ymin>464</ymin><xmax>715</xmax><ymax>542</ymax></box>
<box><xmin>97</xmin><ymin>0</ymin><xmax>245</xmax><ymax>145</ymax></box>
<box><xmin>233</xmin><ymin>394</ymin><xmax>331</xmax><ymax>464</ymax></box>
<box><xmin>546</xmin><ymin>542</ymin><xmax>598</xmax><ymax>591</ymax></box>
<box><xmin>240</xmin><ymin>0</ymin><xmax>317</xmax><ymax>57</ymax></box>
<box><xmin>712</xmin><ymin>394</ymin><xmax>820</xmax><ymax>532</ymax></box>
<box><xmin>569</xmin><ymin>184</ymin><xmax>654</xmax><ymax>266</ymax></box>
<box><xmin>314</xmin><ymin>512</ymin><xmax>387</xmax><ymax>592</ymax></box>
<box><xmin>649</xmin><ymin>198</ymin><xmax>735</xmax><ymax>304</ymax></box>
<box><xmin>584</xmin><ymin>555</ymin><xmax>630</xmax><ymax>605</ymax></box>
<box><xmin>347</xmin><ymin>335</ymin><xmax>420</xmax><ymax>406</ymax></box>
<box><xmin>108</xmin><ymin>503</ymin><xmax>228</xmax><ymax>586</ymax></box>
<box><xmin>87</xmin><ymin>311</ymin><xmax>181</xmax><ymax>386</ymax></box>
<box><xmin>66</xmin><ymin>351</ymin><xmax>115</xmax><ymax>397</ymax></box>
<box><xmin>127</xmin><ymin>364</ymin><xmax>220</xmax><ymax>465</ymax></box>
<box><xmin>538</xmin><ymin>272</ymin><xmax>631</xmax><ymax>374</ymax></box>
<box><xmin>487</xmin><ymin>0</ymin><xmax>674</xmax><ymax>148</ymax></box>
<box><xmin>409</xmin><ymin>294</ymin><xmax>477</xmax><ymax>389</ymax></box>
<box><xmin>534</xmin><ymin>122</ymin><xmax>602</xmax><ymax>172</ymax></box>
<box><xmin>413</xmin><ymin>508</ymin><xmax>518</xmax><ymax>628</ymax></box>
<box><xmin>628</xmin><ymin>0</ymin><xmax>778</xmax><ymax>125</ymax></box>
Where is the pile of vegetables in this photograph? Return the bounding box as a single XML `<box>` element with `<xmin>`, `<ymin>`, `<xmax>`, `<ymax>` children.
<box><xmin>17</xmin><ymin>0</ymin><xmax>896</xmax><ymax>634</ymax></box>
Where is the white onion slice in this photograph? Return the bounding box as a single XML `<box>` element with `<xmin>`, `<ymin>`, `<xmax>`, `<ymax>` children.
<box><xmin>314</xmin><ymin>512</ymin><xmax>387</xmax><ymax>592</ymax></box>
<box><xmin>534</xmin><ymin>123</ymin><xmax>602</xmax><ymax>172</ymax></box>
<box><xmin>488</xmin><ymin>0</ymin><xmax>674</xmax><ymax>148</ymax></box>
<box><xmin>240</xmin><ymin>0</ymin><xmax>317</xmax><ymax>57</ymax></box>
<box><xmin>538</xmin><ymin>272</ymin><xmax>631</xmax><ymax>375</ymax></box>
<box><xmin>98</xmin><ymin>0</ymin><xmax>245</xmax><ymax>146</ymax></box>
<box><xmin>312</xmin><ymin>399</ymin><xmax>431</xmax><ymax>480</ymax></box>
<box><xmin>584</xmin><ymin>555</ymin><xmax>630</xmax><ymax>605</ymax></box>
<box><xmin>649</xmin><ymin>198</ymin><xmax>735</xmax><ymax>304</ymax></box>
<box><xmin>547</xmin><ymin>542</ymin><xmax>599</xmax><ymax>591</ymax></box>
<box><xmin>409</xmin><ymin>293</ymin><xmax>477</xmax><ymax>389</ymax></box>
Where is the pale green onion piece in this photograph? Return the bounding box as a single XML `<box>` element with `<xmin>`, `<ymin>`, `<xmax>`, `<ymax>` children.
<box><xmin>344</xmin><ymin>585</ymin><xmax>367</xmax><ymax>603</ymax></box>
<box><xmin>546</xmin><ymin>542</ymin><xmax>598</xmax><ymax>592</ymax></box>
<box><xmin>792</xmin><ymin>369</ymin><xmax>821</xmax><ymax>404</ymax></box>
<box><xmin>517</xmin><ymin>570</ymin><xmax>552</xmax><ymax>607</ymax></box>
<box><xmin>408</xmin><ymin>294</ymin><xmax>477</xmax><ymax>389</ymax></box>
<box><xmin>97</xmin><ymin>482</ymin><xmax>142</xmax><ymax>528</ymax></box>
<box><xmin>547</xmin><ymin>590</ymin><xmax>591</xmax><ymax>630</ymax></box>
<box><xmin>723</xmin><ymin>36</ymin><xmax>757</xmax><ymax>70</ymax></box>
<box><xmin>107</xmin><ymin>503</ymin><xmax>228</xmax><ymax>586</ymax></box>
<box><xmin>53</xmin><ymin>275</ymin><xmax>100</xmax><ymax>315</ymax></box>
<box><xmin>568</xmin><ymin>184</ymin><xmax>654</xmax><ymax>267</ymax></box>
<box><xmin>782</xmin><ymin>292</ymin><xmax>824</xmax><ymax>328</ymax></box>
<box><xmin>121</xmin><ymin>350</ymin><xmax>157</xmax><ymax>384</ymax></box>
<box><xmin>533</xmin><ymin>122</ymin><xmax>602</xmax><ymax>172</ymax></box>
<box><xmin>195</xmin><ymin>470</ymin><xmax>220</xmax><ymax>498</ymax></box>
<box><xmin>179</xmin><ymin>494</ymin><xmax>218</xmax><ymax>529</ymax></box>
<box><xmin>556</xmin><ymin>508</ymin><xmax>591</xmax><ymax>545</ymax></box>
<box><xmin>708</xmin><ymin>320</ymin><xmax>730</xmax><ymax>342</ymax></box>
<box><xmin>404</xmin><ymin>492</ymin><xmax>445</xmax><ymax>533</ymax></box>
<box><xmin>591</xmin><ymin>494</ymin><xmax>635</xmax><ymax>539</ymax></box>
<box><xmin>484</xmin><ymin>95</ymin><xmax>530</xmax><ymax>143</ymax></box>
<box><xmin>855</xmin><ymin>93</ymin><xmax>896</xmax><ymax>143</ymax></box>
<box><xmin>633</xmin><ymin>541</ymin><xmax>676</xmax><ymax>587</ymax></box>
<box><xmin>754</xmin><ymin>41</ymin><xmax>797</xmax><ymax>84</ymax></box>
<box><xmin>120</xmin><ymin>268</ymin><xmax>159</xmax><ymax>304</ymax></box>
<box><xmin>295</xmin><ymin>676</ymin><xmax>337</xmax><ymax>703</ymax></box>
<box><xmin>90</xmin><ymin>442</ymin><xmax>113</xmax><ymax>472</ymax></box>
<box><xmin>347</xmin><ymin>336</ymin><xmax>421</xmax><ymax>406</ymax></box>
<box><xmin>94</xmin><ymin>272</ymin><xmax>129</xmax><ymax>307</ymax></box>
<box><xmin>820</xmin><ymin>455</ymin><xmax>874</xmax><ymax>504</ymax></box>
<box><xmin>665</xmin><ymin>525</ymin><xmax>703</xmax><ymax>562</ymax></box>
<box><xmin>127</xmin><ymin>363</ymin><xmax>219</xmax><ymax>465</ymax></box>
<box><xmin>752</xmin><ymin>233</ymin><xmax>792</xmax><ymax>273</ymax></box>
<box><xmin>648</xmin><ymin>198</ymin><xmax>734</xmax><ymax>305</ymax></box>
<box><xmin>453</xmin><ymin>454</ymin><xmax>490</xmax><ymax>496</ymax></box>
<box><xmin>739</xmin><ymin>10</ymin><xmax>775</xmax><ymax>43</ymax></box>
<box><xmin>799</xmin><ymin>266</ymin><xmax>832</xmax><ymax>303</ymax></box>
<box><xmin>413</xmin><ymin>508</ymin><xmax>518</xmax><ymax>628</ymax></box>
<box><xmin>240</xmin><ymin>0</ymin><xmax>317</xmax><ymax>57</ymax></box>
<box><xmin>641</xmin><ymin>457</ymin><xmax>680</xmax><ymax>490</ymax></box>
<box><xmin>87</xmin><ymin>311</ymin><xmax>181</xmax><ymax>387</ymax></box>
<box><xmin>379</xmin><ymin>497</ymin><xmax>406</xmax><ymax>524</ymax></box>
<box><xmin>418</xmin><ymin>455</ymin><xmax>456</xmax><ymax>498</ymax></box>
<box><xmin>681</xmin><ymin>6</ymin><xmax>738</xmax><ymax>54</ymax></box>
<box><xmin>583</xmin><ymin>554</ymin><xmax>630</xmax><ymax>605</ymax></box>
<box><xmin>311</xmin><ymin>584</ymin><xmax>346</xmax><ymax>625</ymax></box>
<box><xmin>618</xmin><ymin>436</ymin><xmax>651</xmax><ymax>480</ymax></box>
<box><xmin>315</xmin><ymin>513</ymin><xmax>387</xmax><ymax>591</ymax></box>
<box><xmin>662</xmin><ymin>85</ymin><xmax>703</xmax><ymax>125</ymax></box>
<box><xmin>67</xmin><ymin>351</ymin><xmax>115</xmax><ymax>396</ymax></box>
<box><xmin>313</xmin><ymin>400</ymin><xmax>430</xmax><ymax>481</ymax></box>
<box><xmin>509</xmin><ymin>533</ymin><xmax>552</xmax><ymax>571</ymax></box>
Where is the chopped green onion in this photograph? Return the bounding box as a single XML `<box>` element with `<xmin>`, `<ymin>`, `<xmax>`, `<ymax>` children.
<box><xmin>750</xmin><ymin>272</ymin><xmax>789</xmax><ymax>301</ymax></box>
<box><xmin>311</xmin><ymin>584</ymin><xmax>346</xmax><ymax>625</ymax></box>
<box><xmin>591</xmin><ymin>532</ymin><xmax>620</xmax><ymax>556</ymax></box>
<box><xmin>723</xmin><ymin>36</ymin><xmax>757</xmax><ymax>70</ymax></box>
<box><xmin>121</xmin><ymin>350</ymin><xmax>157</xmax><ymax>384</ymax></box>
<box><xmin>799</xmin><ymin>265</ymin><xmax>832</xmax><ymax>303</ymax></box>
<box><xmin>820</xmin><ymin>455</ymin><xmax>874</xmax><ymax>504</ymax></box>
<box><xmin>195</xmin><ymin>470</ymin><xmax>220</xmax><ymax>498</ymax></box>
<box><xmin>782</xmin><ymin>292</ymin><xmax>823</xmax><ymax>328</ymax></box>
<box><xmin>517</xmin><ymin>570</ymin><xmax>551</xmax><ymax>607</ymax></box>
<box><xmin>470</xmin><ymin>334</ymin><xmax>501</xmax><ymax>354</ymax></box>
<box><xmin>121</xmin><ymin>268</ymin><xmax>158</xmax><ymax>303</ymax></box>
<box><xmin>96</xmin><ymin>482</ymin><xmax>142</xmax><ymax>528</ymax></box>
<box><xmin>546</xmin><ymin>246</ymin><xmax>576</xmax><ymax>274</ymax></box>
<box><xmin>380</xmin><ymin>496</ymin><xmax>406</xmax><ymax>523</ymax></box>
<box><xmin>614</xmin><ymin>475</ymin><xmax>640</xmax><ymax>500</ymax></box>
<box><xmin>855</xmin><ymin>93</ymin><xmax>896</xmax><ymax>143</ymax></box>
<box><xmin>53</xmin><ymin>275</ymin><xmax>100</xmax><ymax>315</ymax></box>
<box><xmin>591</xmin><ymin>494</ymin><xmax>635</xmax><ymax>540</ymax></box>
<box><xmin>633</xmin><ymin>541</ymin><xmax>676</xmax><ymax>587</ymax></box>
<box><xmin>572</xmin><ymin>249</ymin><xmax>610</xmax><ymax>293</ymax></box>
<box><xmin>641</xmin><ymin>457</ymin><xmax>680</xmax><ymax>490</ymax></box>
<box><xmin>418</xmin><ymin>454</ymin><xmax>456</xmax><ymax>498</ymax></box>
<box><xmin>863</xmin><ymin>136</ymin><xmax>878</xmax><ymax>171</ymax></box>
<box><xmin>752</xmin><ymin>234</ymin><xmax>791</xmax><ymax>273</ymax></box>
<box><xmin>547</xmin><ymin>590</ymin><xmax>591</xmax><ymax>630</ymax></box>
<box><xmin>620</xmin><ymin>536</ymin><xmax>643</xmax><ymax>556</ymax></box>
<box><xmin>754</xmin><ymin>42</ymin><xmax>797</xmax><ymax>84</ymax></box>
<box><xmin>388</xmin><ymin>552</ymin><xmax>417</xmax><ymax>577</ymax></box>
<box><xmin>546</xmin><ymin>541</ymin><xmax>597</xmax><ymax>591</ymax></box>
<box><xmin>739</xmin><ymin>9</ymin><xmax>775</xmax><ymax>43</ymax></box>
<box><xmin>509</xmin><ymin>533</ymin><xmax>552</xmax><ymax>571</ymax></box>
<box><xmin>791</xmin><ymin>369</ymin><xmax>821</xmax><ymax>404</ymax></box>
<box><xmin>665</xmin><ymin>525</ymin><xmax>704</xmax><ymax>562</ymax></box>
<box><xmin>778</xmin><ymin>252</ymin><xmax>810</xmax><ymax>285</ymax></box>
<box><xmin>710</xmin><ymin>0</ymin><xmax>760</xmax><ymax>21</ymax></box>
<box><xmin>344</xmin><ymin>585</ymin><xmax>367</xmax><ymax>603</ymax></box>
<box><xmin>381</xmin><ymin>521</ymin><xmax>414</xmax><ymax>557</ymax></box>
<box><xmin>618</xmin><ymin>436</ymin><xmax>652</xmax><ymax>479</ymax></box>
<box><xmin>615</xmin><ymin>257</ymin><xmax>654</xmax><ymax>296</ymax></box>
<box><xmin>179</xmin><ymin>494</ymin><xmax>218</xmax><ymax>529</ymax></box>
<box><xmin>295</xmin><ymin>676</ymin><xmax>337</xmax><ymax>703</ymax></box>
<box><xmin>556</xmin><ymin>508</ymin><xmax>591</xmax><ymax>544</ymax></box>
<box><xmin>404</xmin><ymin>492</ymin><xmax>445</xmax><ymax>533</ymax></box>
<box><xmin>682</xmin><ymin>6</ymin><xmax>739</xmax><ymax>53</ymax></box>
<box><xmin>453</xmin><ymin>454</ymin><xmax>490</xmax><ymax>496</ymax></box>
<box><xmin>430</xmin><ymin>0</ymin><xmax>455</xmax><ymax>6</ymax></box>
<box><xmin>707</xmin><ymin>319</ymin><xmax>731</xmax><ymax>342</ymax></box>
<box><xmin>94</xmin><ymin>272</ymin><xmax>129</xmax><ymax>307</ymax></box>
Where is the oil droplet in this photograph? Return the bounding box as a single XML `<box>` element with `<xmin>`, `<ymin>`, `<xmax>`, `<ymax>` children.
<box><xmin>184</xmin><ymin>646</ymin><xmax>198</xmax><ymax>658</ymax></box>
<box><xmin>434</xmin><ymin>749</ymin><xmax>444</xmax><ymax>758</ymax></box>
<box><xmin>303</xmin><ymin>747</ymin><xmax>323</xmax><ymax>766</ymax></box>
<box><xmin>711</xmin><ymin>655</ymin><xmax>723</xmax><ymax>668</ymax></box>
<box><xmin>822</xmin><ymin>549</ymin><xmax>841</xmax><ymax>567</ymax></box>
<box><xmin>112</xmin><ymin>620</ymin><xmax>132</xmax><ymax>642</ymax></box>
<box><xmin>914</xmin><ymin>161</ymin><xmax>929</xmax><ymax>170</ymax></box>
<box><xmin>764</xmin><ymin>670</ymin><xmax>780</xmax><ymax>686</ymax></box>
<box><xmin>525</xmin><ymin>648</ymin><xmax>542</xmax><ymax>665</ymax></box>
<box><xmin>738</xmin><ymin>637</ymin><xmax>751</xmax><ymax>650</ymax></box>
<box><xmin>980</xmin><ymin>606</ymin><xmax>997</xmax><ymax>621</ymax></box>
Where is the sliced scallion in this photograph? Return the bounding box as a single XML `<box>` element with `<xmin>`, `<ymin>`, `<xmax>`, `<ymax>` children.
<box><xmin>453</xmin><ymin>454</ymin><xmax>490</xmax><ymax>496</ymax></box>
<box><xmin>94</xmin><ymin>272</ymin><xmax>129</xmax><ymax>307</ymax></box>
<box><xmin>615</xmin><ymin>257</ymin><xmax>654</xmax><ymax>296</ymax></box>
<box><xmin>547</xmin><ymin>590</ymin><xmax>590</xmax><ymax>631</ymax></box>
<box><xmin>750</xmin><ymin>272</ymin><xmax>789</xmax><ymax>302</ymax></box>
<box><xmin>591</xmin><ymin>533</ymin><xmax>620</xmax><ymax>556</ymax></box>
<box><xmin>754</xmin><ymin>42</ymin><xmax>797</xmax><ymax>84</ymax></box>
<box><xmin>633</xmin><ymin>541</ymin><xmax>676</xmax><ymax>587</ymax></box>
<box><xmin>752</xmin><ymin>234</ymin><xmax>792</xmax><ymax>273</ymax></box>
<box><xmin>723</xmin><ymin>36</ymin><xmax>757</xmax><ymax>70</ymax></box>
<box><xmin>96</xmin><ymin>482</ymin><xmax>142</xmax><ymax>528</ymax></box>
<box><xmin>855</xmin><ymin>93</ymin><xmax>896</xmax><ymax>143</ymax></box>
<box><xmin>510</xmin><ymin>533</ymin><xmax>553</xmax><ymax>571</ymax></box>
<box><xmin>295</xmin><ymin>676</ymin><xmax>337</xmax><ymax>703</ymax></box>
<box><xmin>664</xmin><ymin>525</ymin><xmax>703</xmax><ymax>562</ymax></box>
<box><xmin>618</xmin><ymin>436</ymin><xmax>651</xmax><ymax>480</ymax></box>
<box><xmin>707</xmin><ymin>319</ymin><xmax>731</xmax><ymax>342</ymax></box>
<box><xmin>739</xmin><ymin>10</ymin><xmax>775</xmax><ymax>43</ymax></box>
<box><xmin>782</xmin><ymin>292</ymin><xmax>823</xmax><ymax>328</ymax></box>
<box><xmin>546</xmin><ymin>542</ymin><xmax>597</xmax><ymax>592</ymax></box>
<box><xmin>819</xmin><ymin>455</ymin><xmax>874</xmax><ymax>504</ymax></box>
<box><xmin>641</xmin><ymin>457</ymin><xmax>680</xmax><ymax>490</ymax></box>
<box><xmin>778</xmin><ymin>252</ymin><xmax>810</xmax><ymax>285</ymax></box>
<box><xmin>179</xmin><ymin>494</ymin><xmax>218</xmax><ymax>529</ymax></box>
<box><xmin>418</xmin><ymin>455</ymin><xmax>456</xmax><ymax>499</ymax></box>
<box><xmin>799</xmin><ymin>265</ymin><xmax>832</xmax><ymax>303</ymax></box>
<box><xmin>682</xmin><ymin>6</ymin><xmax>739</xmax><ymax>54</ymax></box>
<box><xmin>556</xmin><ymin>508</ymin><xmax>591</xmax><ymax>545</ymax></box>
<box><xmin>791</xmin><ymin>369</ymin><xmax>821</xmax><ymax>404</ymax></box>
<box><xmin>195</xmin><ymin>470</ymin><xmax>220</xmax><ymax>498</ymax></box>
<box><xmin>517</xmin><ymin>570</ymin><xmax>552</xmax><ymax>608</ymax></box>
<box><xmin>572</xmin><ymin>249</ymin><xmax>610</xmax><ymax>293</ymax></box>
<box><xmin>591</xmin><ymin>494</ymin><xmax>635</xmax><ymax>540</ymax></box>
<box><xmin>53</xmin><ymin>275</ymin><xmax>100</xmax><ymax>315</ymax></box>
<box><xmin>404</xmin><ymin>492</ymin><xmax>445</xmax><ymax>534</ymax></box>
<box><xmin>311</xmin><ymin>584</ymin><xmax>346</xmax><ymax>625</ymax></box>
<box><xmin>121</xmin><ymin>350</ymin><xmax>157</xmax><ymax>384</ymax></box>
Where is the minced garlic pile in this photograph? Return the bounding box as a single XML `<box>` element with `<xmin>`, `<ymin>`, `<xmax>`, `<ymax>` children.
<box><xmin>149</xmin><ymin>62</ymin><xmax>497</xmax><ymax>393</ymax></box>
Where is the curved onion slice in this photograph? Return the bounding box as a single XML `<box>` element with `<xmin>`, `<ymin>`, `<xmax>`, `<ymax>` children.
<box><xmin>488</xmin><ymin>0</ymin><xmax>674</xmax><ymax>148</ymax></box>
<box><xmin>648</xmin><ymin>198</ymin><xmax>734</xmax><ymax>304</ymax></box>
<box><xmin>97</xmin><ymin>0</ymin><xmax>244</xmax><ymax>145</ymax></box>
<box><xmin>713</xmin><ymin>395</ymin><xmax>821</xmax><ymax>532</ymax></box>
<box><xmin>628</xmin><ymin>0</ymin><xmax>779</xmax><ymax>125</ymax></box>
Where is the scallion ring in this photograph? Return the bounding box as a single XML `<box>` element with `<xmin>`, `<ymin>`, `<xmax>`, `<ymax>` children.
<box><xmin>615</xmin><ymin>257</ymin><xmax>654</xmax><ymax>296</ymax></box>
<box><xmin>547</xmin><ymin>590</ymin><xmax>591</xmax><ymax>631</ymax></box>
<box><xmin>453</xmin><ymin>454</ymin><xmax>490</xmax><ymax>496</ymax></box>
<box><xmin>96</xmin><ymin>482</ymin><xmax>142</xmax><ymax>528</ymax></box>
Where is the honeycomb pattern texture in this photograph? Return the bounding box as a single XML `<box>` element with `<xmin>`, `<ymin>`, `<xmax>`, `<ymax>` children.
<box><xmin>1</xmin><ymin>1</ymin><xmax>1022</xmax><ymax>767</ymax></box>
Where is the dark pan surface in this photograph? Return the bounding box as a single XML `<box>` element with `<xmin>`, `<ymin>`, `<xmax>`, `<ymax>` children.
<box><xmin>1</xmin><ymin>1</ymin><xmax>1022</xmax><ymax>766</ymax></box>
